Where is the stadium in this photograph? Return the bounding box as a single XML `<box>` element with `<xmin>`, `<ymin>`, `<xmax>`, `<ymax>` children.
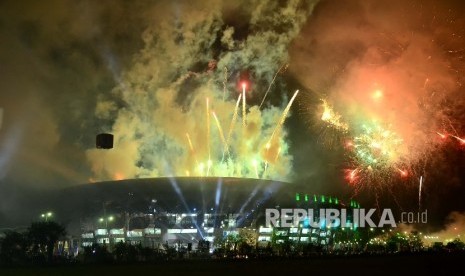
<box><xmin>46</xmin><ymin>177</ymin><xmax>361</xmax><ymax>254</ymax></box>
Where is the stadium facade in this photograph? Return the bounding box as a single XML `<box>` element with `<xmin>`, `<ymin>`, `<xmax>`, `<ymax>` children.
<box><xmin>49</xmin><ymin>177</ymin><xmax>360</xmax><ymax>254</ymax></box>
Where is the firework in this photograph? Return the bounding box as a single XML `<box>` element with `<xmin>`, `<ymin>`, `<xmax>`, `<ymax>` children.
<box><xmin>451</xmin><ymin>135</ymin><xmax>465</xmax><ymax>144</ymax></box>
<box><xmin>436</xmin><ymin>132</ymin><xmax>447</xmax><ymax>139</ymax></box>
<box><xmin>206</xmin><ymin>98</ymin><xmax>211</xmax><ymax>176</ymax></box>
<box><xmin>352</xmin><ymin>123</ymin><xmax>404</xmax><ymax>168</ymax></box>
<box><xmin>267</xmin><ymin>90</ymin><xmax>300</xmax><ymax>147</ymax></box>
<box><xmin>211</xmin><ymin>111</ymin><xmax>229</xmax><ymax>158</ymax></box>
<box><xmin>434</xmin><ymin>132</ymin><xmax>465</xmax><ymax>145</ymax></box>
<box><xmin>345</xmin><ymin>168</ymin><xmax>359</xmax><ymax>184</ymax></box>
<box><xmin>320</xmin><ymin>99</ymin><xmax>349</xmax><ymax>132</ymax></box>
<box><xmin>419</xmin><ymin>175</ymin><xmax>423</xmax><ymax>211</ymax></box>
<box><xmin>85</xmin><ymin>0</ymin><xmax>310</xmax><ymax>183</ymax></box>
<box><xmin>262</xmin><ymin>90</ymin><xmax>300</xmax><ymax>177</ymax></box>
<box><xmin>175</xmin><ymin>86</ymin><xmax>299</xmax><ymax>180</ymax></box>
<box><xmin>222</xmin><ymin>67</ymin><xmax>228</xmax><ymax>102</ymax></box>
<box><xmin>274</xmin><ymin>147</ymin><xmax>281</xmax><ymax>162</ymax></box>
<box><xmin>318</xmin><ymin>99</ymin><xmax>412</xmax><ymax>190</ymax></box>
<box><xmin>259</xmin><ymin>63</ymin><xmax>288</xmax><ymax>109</ymax></box>
<box><xmin>186</xmin><ymin>133</ymin><xmax>195</xmax><ymax>153</ymax></box>
<box><xmin>185</xmin><ymin>133</ymin><xmax>199</xmax><ymax>166</ymax></box>
<box><xmin>242</xmin><ymin>82</ymin><xmax>247</xmax><ymax>127</ymax></box>
<box><xmin>225</xmin><ymin>93</ymin><xmax>242</xmax><ymax>156</ymax></box>
<box><xmin>252</xmin><ymin>159</ymin><xmax>259</xmax><ymax>178</ymax></box>
<box><xmin>396</xmin><ymin>168</ymin><xmax>408</xmax><ymax>178</ymax></box>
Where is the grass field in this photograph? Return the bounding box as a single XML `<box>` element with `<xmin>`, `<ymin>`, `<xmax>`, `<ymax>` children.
<box><xmin>1</xmin><ymin>253</ymin><xmax>462</xmax><ymax>276</ymax></box>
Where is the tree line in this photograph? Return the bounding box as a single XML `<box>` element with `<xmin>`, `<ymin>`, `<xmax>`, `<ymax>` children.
<box><xmin>0</xmin><ymin>221</ymin><xmax>66</xmax><ymax>266</ymax></box>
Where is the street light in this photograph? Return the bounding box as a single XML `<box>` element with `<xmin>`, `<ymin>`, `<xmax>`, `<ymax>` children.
<box><xmin>40</xmin><ymin>212</ymin><xmax>53</xmax><ymax>222</ymax></box>
<box><xmin>98</xmin><ymin>216</ymin><xmax>115</xmax><ymax>246</ymax></box>
<box><xmin>98</xmin><ymin>216</ymin><xmax>115</xmax><ymax>229</ymax></box>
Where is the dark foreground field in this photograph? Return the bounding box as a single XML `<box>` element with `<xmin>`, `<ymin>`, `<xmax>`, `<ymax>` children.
<box><xmin>1</xmin><ymin>253</ymin><xmax>462</xmax><ymax>276</ymax></box>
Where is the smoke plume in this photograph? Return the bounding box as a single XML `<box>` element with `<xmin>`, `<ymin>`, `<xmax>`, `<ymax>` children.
<box><xmin>85</xmin><ymin>0</ymin><xmax>317</xmax><ymax>181</ymax></box>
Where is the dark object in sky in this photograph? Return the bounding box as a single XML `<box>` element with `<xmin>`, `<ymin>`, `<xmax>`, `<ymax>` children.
<box><xmin>96</xmin><ymin>133</ymin><xmax>114</xmax><ymax>149</ymax></box>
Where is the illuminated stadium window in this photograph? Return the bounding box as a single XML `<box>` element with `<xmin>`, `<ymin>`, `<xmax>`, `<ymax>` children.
<box><xmin>300</xmin><ymin>237</ymin><xmax>309</xmax><ymax>242</ymax></box>
<box><xmin>95</xmin><ymin>229</ymin><xmax>108</xmax><ymax>236</ymax></box>
<box><xmin>110</xmin><ymin>229</ymin><xmax>124</xmax><ymax>235</ymax></box>
<box><xmin>259</xmin><ymin>227</ymin><xmax>273</xmax><ymax>233</ymax></box>
<box><xmin>258</xmin><ymin>236</ymin><xmax>271</xmax><ymax>242</ymax></box>
<box><xmin>302</xmin><ymin>229</ymin><xmax>309</xmax><ymax>234</ymax></box>
<box><xmin>290</xmin><ymin>228</ymin><xmax>299</xmax><ymax>233</ymax></box>
<box><xmin>82</xmin><ymin>233</ymin><xmax>94</xmax><ymax>239</ymax></box>
<box><xmin>180</xmin><ymin>229</ymin><xmax>197</xmax><ymax>234</ymax></box>
<box><xmin>144</xmin><ymin>228</ymin><xmax>155</xmax><ymax>234</ymax></box>
<box><xmin>113</xmin><ymin>238</ymin><xmax>125</xmax><ymax>243</ymax></box>
<box><xmin>127</xmin><ymin>230</ymin><xmax>143</xmax><ymax>237</ymax></box>
<box><xmin>97</xmin><ymin>238</ymin><xmax>109</xmax><ymax>244</ymax></box>
<box><xmin>224</xmin><ymin>230</ymin><xmax>238</xmax><ymax>236</ymax></box>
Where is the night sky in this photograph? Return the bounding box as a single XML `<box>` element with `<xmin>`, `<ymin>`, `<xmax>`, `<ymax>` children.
<box><xmin>1</xmin><ymin>0</ymin><xmax>465</xmax><ymax>232</ymax></box>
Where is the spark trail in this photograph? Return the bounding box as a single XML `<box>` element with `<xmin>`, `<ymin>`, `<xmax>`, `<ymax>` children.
<box><xmin>212</xmin><ymin>111</ymin><xmax>229</xmax><ymax>158</ymax></box>
<box><xmin>419</xmin><ymin>175</ymin><xmax>423</xmax><ymax>211</ymax></box>
<box><xmin>259</xmin><ymin>63</ymin><xmax>288</xmax><ymax>109</ymax></box>
<box><xmin>267</xmin><ymin>90</ymin><xmax>300</xmax><ymax>147</ymax></box>
<box><xmin>264</xmin><ymin>90</ymin><xmax>299</xmax><ymax>175</ymax></box>
<box><xmin>206</xmin><ymin>98</ymin><xmax>211</xmax><ymax>176</ymax></box>
<box><xmin>225</xmin><ymin>94</ymin><xmax>242</xmax><ymax>156</ymax></box>
<box><xmin>242</xmin><ymin>83</ymin><xmax>246</xmax><ymax>127</ymax></box>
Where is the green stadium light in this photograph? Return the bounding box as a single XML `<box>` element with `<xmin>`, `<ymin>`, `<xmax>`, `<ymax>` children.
<box><xmin>295</xmin><ymin>193</ymin><xmax>300</xmax><ymax>201</ymax></box>
<box><xmin>304</xmin><ymin>194</ymin><xmax>309</xmax><ymax>202</ymax></box>
<box><xmin>313</xmin><ymin>195</ymin><xmax>317</xmax><ymax>202</ymax></box>
<box><xmin>321</xmin><ymin>195</ymin><xmax>325</xmax><ymax>203</ymax></box>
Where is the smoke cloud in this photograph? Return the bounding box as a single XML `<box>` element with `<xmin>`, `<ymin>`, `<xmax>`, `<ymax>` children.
<box><xmin>0</xmin><ymin>0</ymin><xmax>316</xmax><ymax>225</ymax></box>
<box><xmin>291</xmin><ymin>0</ymin><xmax>465</xmax><ymax>165</ymax></box>
<box><xmin>85</xmin><ymin>0</ymin><xmax>316</xmax><ymax>182</ymax></box>
<box><xmin>429</xmin><ymin>211</ymin><xmax>465</xmax><ymax>243</ymax></box>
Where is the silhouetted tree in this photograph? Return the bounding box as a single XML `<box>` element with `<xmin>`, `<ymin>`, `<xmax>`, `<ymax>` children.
<box><xmin>0</xmin><ymin>231</ymin><xmax>29</xmax><ymax>265</ymax></box>
<box><xmin>113</xmin><ymin>242</ymin><xmax>139</xmax><ymax>262</ymax></box>
<box><xmin>27</xmin><ymin>221</ymin><xmax>66</xmax><ymax>263</ymax></box>
<box><xmin>446</xmin><ymin>238</ymin><xmax>465</xmax><ymax>251</ymax></box>
<box><xmin>82</xmin><ymin>244</ymin><xmax>112</xmax><ymax>264</ymax></box>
